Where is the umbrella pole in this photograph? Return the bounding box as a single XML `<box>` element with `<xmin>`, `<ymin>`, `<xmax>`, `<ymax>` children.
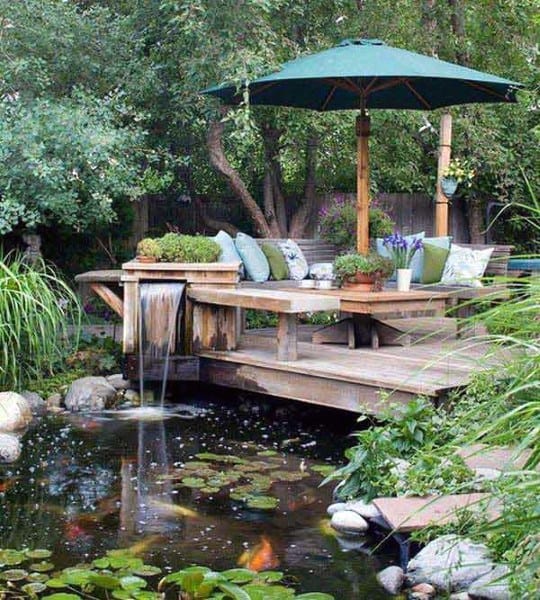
<box><xmin>435</xmin><ymin>113</ymin><xmax>452</xmax><ymax>236</ymax></box>
<box><xmin>356</xmin><ymin>110</ymin><xmax>371</xmax><ymax>255</ymax></box>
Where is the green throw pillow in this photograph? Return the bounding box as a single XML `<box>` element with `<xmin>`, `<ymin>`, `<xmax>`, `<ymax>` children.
<box><xmin>422</xmin><ymin>242</ymin><xmax>450</xmax><ymax>284</ymax></box>
<box><xmin>261</xmin><ymin>243</ymin><xmax>289</xmax><ymax>280</ymax></box>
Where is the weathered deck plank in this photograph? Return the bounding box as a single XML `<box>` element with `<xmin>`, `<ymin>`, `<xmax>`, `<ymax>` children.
<box><xmin>196</xmin><ymin>320</ymin><xmax>507</xmax><ymax>413</ymax></box>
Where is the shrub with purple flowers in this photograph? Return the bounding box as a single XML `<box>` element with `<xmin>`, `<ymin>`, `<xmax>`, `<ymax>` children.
<box><xmin>383</xmin><ymin>233</ymin><xmax>423</xmax><ymax>269</ymax></box>
<box><xmin>319</xmin><ymin>194</ymin><xmax>395</xmax><ymax>252</ymax></box>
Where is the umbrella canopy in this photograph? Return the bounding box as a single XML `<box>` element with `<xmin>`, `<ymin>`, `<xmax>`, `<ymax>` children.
<box><xmin>203</xmin><ymin>39</ymin><xmax>522</xmax><ymax>252</ymax></box>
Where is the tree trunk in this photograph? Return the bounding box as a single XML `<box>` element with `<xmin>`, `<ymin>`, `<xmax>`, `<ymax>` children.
<box><xmin>193</xmin><ymin>196</ymin><xmax>239</xmax><ymax>237</ymax></box>
<box><xmin>448</xmin><ymin>0</ymin><xmax>469</xmax><ymax>65</ymax></box>
<box><xmin>261</xmin><ymin>124</ymin><xmax>287</xmax><ymax>236</ymax></box>
<box><xmin>289</xmin><ymin>134</ymin><xmax>319</xmax><ymax>238</ymax></box>
<box><xmin>468</xmin><ymin>195</ymin><xmax>485</xmax><ymax>244</ymax></box>
<box><xmin>207</xmin><ymin>114</ymin><xmax>272</xmax><ymax>237</ymax></box>
<box><xmin>422</xmin><ymin>1</ymin><xmax>438</xmax><ymax>56</ymax></box>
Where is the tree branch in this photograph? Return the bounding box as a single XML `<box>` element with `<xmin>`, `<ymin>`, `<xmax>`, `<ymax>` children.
<box><xmin>207</xmin><ymin>112</ymin><xmax>272</xmax><ymax>237</ymax></box>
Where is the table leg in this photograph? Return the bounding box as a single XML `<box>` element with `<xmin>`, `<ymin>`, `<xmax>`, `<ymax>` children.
<box><xmin>277</xmin><ymin>313</ymin><xmax>298</xmax><ymax>361</ymax></box>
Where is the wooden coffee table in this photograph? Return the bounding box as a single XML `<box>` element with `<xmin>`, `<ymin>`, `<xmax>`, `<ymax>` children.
<box><xmin>293</xmin><ymin>288</ymin><xmax>449</xmax><ymax>349</ymax></box>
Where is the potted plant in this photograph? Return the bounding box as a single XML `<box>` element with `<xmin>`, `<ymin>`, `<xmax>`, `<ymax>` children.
<box><xmin>441</xmin><ymin>158</ymin><xmax>475</xmax><ymax>198</ymax></box>
<box><xmin>382</xmin><ymin>233</ymin><xmax>423</xmax><ymax>291</ymax></box>
<box><xmin>136</xmin><ymin>238</ymin><xmax>162</xmax><ymax>263</ymax></box>
<box><xmin>334</xmin><ymin>253</ymin><xmax>394</xmax><ymax>291</ymax></box>
<box><xmin>319</xmin><ymin>194</ymin><xmax>395</xmax><ymax>252</ymax></box>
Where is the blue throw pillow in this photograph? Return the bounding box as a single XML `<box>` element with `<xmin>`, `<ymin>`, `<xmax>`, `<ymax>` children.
<box><xmin>234</xmin><ymin>232</ymin><xmax>270</xmax><ymax>282</ymax></box>
<box><xmin>376</xmin><ymin>231</ymin><xmax>426</xmax><ymax>282</ymax></box>
<box><xmin>213</xmin><ymin>230</ymin><xmax>243</xmax><ymax>263</ymax></box>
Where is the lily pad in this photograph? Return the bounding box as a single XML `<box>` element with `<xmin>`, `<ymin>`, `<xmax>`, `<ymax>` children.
<box><xmin>256</xmin><ymin>450</ymin><xmax>278</xmax><ymax>457</ymax></box>
<box><xmin>296</xmin><ymin>594</ymin><xmax>335</xmax><ymax>599</ymax></box>
<box><xmin>245</xmin><ymin>496</ymin><xmax>279</xmax><ymax>510</ymax></box>
<box><xmin>256</xmin><ymin>571</ymin><xmax>283</xmax><ymax>583</ymax></box>
<box><xmin>30</xmin><ymin>561</ymin><xmax>55</xmax><ymax>572</ymax></box>
<box><xmin>42</xmin><ymin>594</ymin><xmax>82</xmax><ymax>600</ymax></box>
<box><xmin>1</xmin><ymin>568</ymin><xmax>28</xmax><ymax>581</ymax></box>
<box><xmin>221</xmin><ymin>568</ymin><xmax>256</xmax><ymax>584</ymax></box>
<box><xmin>310</xmin><ymin>465</ymin><xmax>335</xmax><ymax>476</ymax></box>
<box><xmin>0</xmin><ymin>549</ymin><xmax>26</xmax><ymax>565</ymax></box>
<box><xmin>28</xmin><ymin>572</ymin><xmax>50</xmax><ymax>583</ymax></box>
<box><xmin>199</xmin><ymin>487</ymin><xmax>221</xmax><ymax>495</ymax></box>
<box><xmin>271</xmin><ymin>470</ymin><xmax>306</xmax><ymax>482</ymax></box>
<box><xmin>22</xmin><ymin>582</ymin><xmax>47</xmax><ymax>594</ymax></box>
<box><xmin>46</xmin><ymin>579</ymin><xmax>68</xmax><ymax>589</ymax></box>
<box><xmin>132</xmin><ymin>565</ymin><xmax>161</xmax><ymax>577</ymax></box>
<box><xmin>26</xmin><ymin>549</ymin><xmax>52</xmax><ymax>560</ymax></box>
<box><xmin>180</xmin><ymin>477</ymin><xmax>206</xmax><ymax>488</ymax></box>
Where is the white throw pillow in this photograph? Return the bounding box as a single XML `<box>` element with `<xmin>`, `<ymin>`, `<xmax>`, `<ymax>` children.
<box><xmin>309</xmin><ymin>262</ymin><xmax>334</xmax><ymax>280</ymax></box>
<box><xmin>441</xmin><ymin>244</ymin><xmax>494</xmax><ymax>287</ymax></box>
<box><xmin>277</xmin><ymin>240</ymin><xmax>309</xmax><ymax>280</ymax></box>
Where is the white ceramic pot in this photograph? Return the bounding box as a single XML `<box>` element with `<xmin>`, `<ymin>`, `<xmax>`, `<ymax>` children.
<box><xmin>397</xmin><ymin>268</ymin><xmax>412</xmax><ymax>292</ymax></box>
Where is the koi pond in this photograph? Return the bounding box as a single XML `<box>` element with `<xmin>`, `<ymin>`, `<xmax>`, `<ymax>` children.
<box><xmin>0</xmin><ymin>389</ymin><xmax>395</xmax><ymax>598</ymax></box>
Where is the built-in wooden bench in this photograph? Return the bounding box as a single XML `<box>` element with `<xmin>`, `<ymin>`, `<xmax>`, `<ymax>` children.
<box><xmin>187</xmin><ymin>286</ymin><xmax>340</xmax><ymax>361</ymax></box>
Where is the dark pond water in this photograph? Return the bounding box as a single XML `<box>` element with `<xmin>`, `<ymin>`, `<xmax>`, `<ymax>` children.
<box><xmin>0</xmin><ymin>388</ymin><xmax>395</xmax><ymax>598</ymax></box>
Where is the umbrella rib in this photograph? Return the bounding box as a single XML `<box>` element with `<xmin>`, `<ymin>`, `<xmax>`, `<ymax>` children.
<box><xmin>249</xmin><ymin>81</ymin><xmax>280</xmax><ymax>98</ymax></box>
<box><xmin>464</xmin><ymin>80</ymin><xmax>514</xmax><ymax>101</ymax></box>
<box><xmin>320</xmin><ymin>85</ymin><xmax>338</xmax><ymax>110</ymax></box>
<box><xmin>405</xmin><ymin>81</ymin><xmax>432</xmax><ymax>109</ymax></box>
<box><xmin>368</xmin><ymin>77</ymin><xmax>409</xmax><ymax>94</ymax></box>
<box><xmin>363</xmin><ymin>77</ymin><xmax>380</xmax><ymax>95</ymax></box>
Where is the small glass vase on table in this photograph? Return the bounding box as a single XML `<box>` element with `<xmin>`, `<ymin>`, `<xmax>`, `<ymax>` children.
<box><xmin>382</xmin><ymin>233</ymin><xmax>423</xmax><ymax>292</ymax></box>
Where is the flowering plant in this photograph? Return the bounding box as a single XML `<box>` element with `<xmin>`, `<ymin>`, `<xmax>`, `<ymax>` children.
<box><xmin>442</xmin><ymin>158</ymin><xmax>475</xmax><ymax>187</ymax></box>
<box><xmin>382</xmin><ymin>233</ymin><xmax>423</xmax><ymax>270</ymax></box>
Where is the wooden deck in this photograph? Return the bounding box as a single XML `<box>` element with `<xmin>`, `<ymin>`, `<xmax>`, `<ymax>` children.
<box><xmin>196</xmin><ymin>318</ymin><xmax>507</xmax><ymax>414</ymax></box>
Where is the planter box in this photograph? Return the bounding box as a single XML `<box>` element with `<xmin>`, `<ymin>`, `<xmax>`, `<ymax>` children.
<box><xmin>121</xmin><ymin>261</ymin><xmax>241</xmax><ymax>354</ymax></box>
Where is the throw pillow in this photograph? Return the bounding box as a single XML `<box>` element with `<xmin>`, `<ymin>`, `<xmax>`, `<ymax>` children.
<box><xmin>421</xmin><ymin>242</ymin><xmax>450</xmax><ymax>284</ymax></box>
<box><xmin>376</xmin><ymin>231</ymin><xmax>425</xmax><ymax>282</ymax></box>
<box><xmin>309</xmin><ymin>262</ymin><xmax>334</xmax><ymax>281</ymax></box>
<box><xmin>277</xmin><ymin>239</ymin><xmax>309</xmax><ymax>280</ymax></box>
<box><xmin>213</xmin><ymin>230</ymin><xmax>243</xmax><ymax>263</ymax></box>
<box><xmin>234</xmin><ymin>232</ymin><xmax>270</xmax><ymax>282</ymax></box>
<box><xmin>261</xmin><ymin>243</ymin><xmax>289</xmax><ymax>280</ymax></box>
<box><xmin>441</xmin><ymin>244</ymin><xmax>494</xmax><ymax>287</ymax></box>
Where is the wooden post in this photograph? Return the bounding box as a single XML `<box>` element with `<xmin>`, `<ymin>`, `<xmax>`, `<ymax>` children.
<box><xmin>356</xmin><ymin>111</ymin><xmax>371</xmax><ymax>255</ymax></box>
<box><xmin>435</xmin><ymin>113</ymin><xmax>452</xmax><ymax>236</ymax></box>
<box><xmin>277</xmin><ymin>313</ymin><xmax>298</xmax><ymax>361</ymax></box>
<box><xmin>122</xmin><ymin>277</ymin><xmax>138</xmax><ymax>354</ymax></box>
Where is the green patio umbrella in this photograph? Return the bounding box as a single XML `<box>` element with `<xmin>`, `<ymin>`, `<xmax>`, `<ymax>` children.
<box><xmin>203</xmin><ymin>39</ymin><xmax>522</xmax><ymax>253</ymax></box>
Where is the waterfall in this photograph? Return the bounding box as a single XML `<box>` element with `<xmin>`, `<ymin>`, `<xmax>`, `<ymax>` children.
<box><xmin>138</xmin><ymin>282</ymin><xmax>186</xmax><ymax>407</ymax></box>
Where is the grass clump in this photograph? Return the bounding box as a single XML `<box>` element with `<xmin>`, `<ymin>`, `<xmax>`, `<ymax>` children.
<box><xmin>0</xmin><ymin>252</ymin><xmax>81</xmax><ymax>390</ymax></box>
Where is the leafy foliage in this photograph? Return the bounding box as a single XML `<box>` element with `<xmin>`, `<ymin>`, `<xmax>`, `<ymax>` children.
<box><xmin>156</xmin><ymin>233</ymin><xmax>221</xmax><ymax>262</ymax></box>
<box><xmin>333</xmin><ymin>253</ymin><xmax>394</xmax><ymax>280</ymax></box>
<box><xmin>0</xmin><ymin>548</ymin><xmax>334</xmax><ymax>600</ymax></box>
<box><xmin>319</xmin><ymin>196</ymin><xmax>395</xmax><ymax>252</ymax></box>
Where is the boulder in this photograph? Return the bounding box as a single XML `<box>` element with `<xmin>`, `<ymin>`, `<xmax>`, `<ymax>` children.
<box><xmin>46</xmin><ymin>393</ymin><xmax>63</xmax><ymax>411</ymax></box>
<box><xmin>343</xmin><ymin>499</ymin><xmax>381</xmax><ymax>520</ymax></box>
<box><xmin>407</xmin><ymin>535</ymin><xmax>494</xmax><ymax>592</ymax></box>
<box><xmin>410</xmin><ymin>582</ymin><xmax>436</xmax><ymax>598</ymax></box>
<box><xmin>376</xmin><ymin>565</ymin><xmax>404</xmax><ymax>595</ymax></box>
<box><xmin>450</xmin><ymin>594</ymin><xmax>472</xmax><ymax>600</ymax></box>
<box><xmin>21</xmin><ymin>390</ymin><xmax>46</xmax><ymax>414</ymax></box>
<box><xmin>327</xmin><ymin>502</ymin><xmax>347</xmax><ymax>516</ymax></box>
<box><xmin>106</xmin><ymin>374</ymin><xmax>133</xmax><ymax>391</ymax></box>
<box><xmin>0</xmin><ymin>392</ymin><xmax>32</xmax><ymax>431</ymax></box>
<box><xmin>468</xmin><ymin>564</ymin><xmax>511</xmax><ymax>600</ymax></box>
<box><xmin>330</xmin><ymin>510</ymin><xmax>369</xmax><ymax>534</ymax></box>
<box><xmin>64</xmin><ymin>376</ymin><xmax>117</xmax><ymax>412</ymax></box>
<box><xmin>0</xmin><ymin>433</ymin><xmax>22</xmax><ymax>462</ymax></box>
<box><xmin>473</xmin><ymin>468</ymin><xmax>501</xmax><ymax>482</ymax></box>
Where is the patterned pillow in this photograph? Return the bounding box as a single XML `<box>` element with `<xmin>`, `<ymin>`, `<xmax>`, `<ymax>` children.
<box><xmin>309</xmin><ymin>262</ymin><xmax>334</xmax><ymax>281</ymax></box>
<box><xmin>277</xmin><ymin>239</ymin><xmax>309</xmax><ymax>280</ymax></box>
<box><xmin>234</xmin><ymin>232</ymin><xmax>270</xmax><ymax>282</ymax></box>
<box><xmin>441</xmin><ymin>244</ymin><xmax>494</xmax><ymax>287</ymax></box>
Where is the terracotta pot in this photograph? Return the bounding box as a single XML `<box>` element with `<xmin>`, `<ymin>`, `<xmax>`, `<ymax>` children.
<box><xmin>342</xmin><ymin>271</ymin><xmax>385</xmax><ymax>292</ymax></box>
<box><xmin>136</xmin><ymin>255</ymin><xmax>158</xmax><ymax>263</ymax></box>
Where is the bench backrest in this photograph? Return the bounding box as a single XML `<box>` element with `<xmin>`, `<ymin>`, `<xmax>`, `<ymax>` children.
<box><xmin>255</xmin><ymin>239</ymin><xmax>338</xmax><ymax>265</ymax></box>
<box><xmin>256</xmin><ymin>239</ymin><xmax>513</xmax><ymax>277</ymax></box>
<box><xmin>457</xmin><ymin>244</ymin><xmax>514</xmax><ymax>277</ymax></box>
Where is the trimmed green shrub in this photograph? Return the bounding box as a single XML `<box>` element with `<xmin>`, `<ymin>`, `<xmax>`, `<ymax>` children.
<box><xmin>157</xmin><ymin>234</ymin><xmax>221</xmax><ymax>263</ymax></box>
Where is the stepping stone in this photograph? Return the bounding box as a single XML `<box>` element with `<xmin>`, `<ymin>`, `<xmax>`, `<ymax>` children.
<box><xmin>372</xmin><ymin>493</ymin><xmax>501</xmax><ymax>533</ymax></box>
<box><xmin>457</xmin><ymin>444</ymin><xmax>532</xmax><ymax>471</ymax></box>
